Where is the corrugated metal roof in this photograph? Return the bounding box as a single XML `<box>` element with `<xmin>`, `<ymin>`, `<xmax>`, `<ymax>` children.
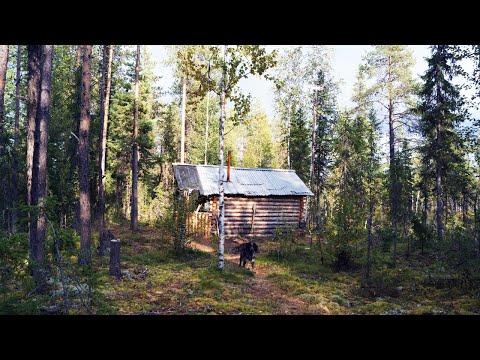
<box><xmin>173</xmin><ymin>163</ymin><xmax>313</xmax><ymax>196</ymax></box>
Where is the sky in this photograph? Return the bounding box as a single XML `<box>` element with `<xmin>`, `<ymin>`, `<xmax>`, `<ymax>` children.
<box><xmin>146</xmin><ymin>45</ymin><xmax>432</xmax><ymax>120</ymax></box>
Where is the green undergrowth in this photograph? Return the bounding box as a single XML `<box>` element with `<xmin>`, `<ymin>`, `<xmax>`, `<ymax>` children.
<box><xmin>1</xmin><ymin>224</ymin><xmax>480</xmax><ymax>315</ymax></box>
<box><xmin>259</xmin><ymin>240</ymin><xmax>480</xmax><ymax>315</ymax></box>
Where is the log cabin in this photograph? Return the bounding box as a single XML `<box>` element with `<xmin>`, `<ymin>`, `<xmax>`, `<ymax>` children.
<box><xmin>173</xmin><ymin>159</ymin><xmax>313</xmax><ymax>239</ymax></box>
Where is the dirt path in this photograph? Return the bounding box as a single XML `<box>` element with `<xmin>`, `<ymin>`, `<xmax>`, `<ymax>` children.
<box><xmin>190</xmin><ymin>239</ymin><xmax>330</xmax><ymax>314</ymax></box>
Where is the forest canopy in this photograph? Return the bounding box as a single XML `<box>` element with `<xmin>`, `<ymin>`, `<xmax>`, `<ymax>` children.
<box><xmin>1</xmin><ymin>45</ymin><xmax>480</xmax><ymax>315</ymax></box>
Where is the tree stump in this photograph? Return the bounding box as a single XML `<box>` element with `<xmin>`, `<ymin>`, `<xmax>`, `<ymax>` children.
<box><xmin>109</xmin><ymin>239</ymin><xmax>121</xmax><ymax>278</ymax></box>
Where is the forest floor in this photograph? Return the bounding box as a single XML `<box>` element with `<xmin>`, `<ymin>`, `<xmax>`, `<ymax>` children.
<box><xmin>90</xmin><ymin>223</ymin><xmax>480</xmax><ymax>315</ymax></box>
<box><xmin>2</xmin><ymin>222</ymin><xmax>480</xmax><ymax>315</ymax></box>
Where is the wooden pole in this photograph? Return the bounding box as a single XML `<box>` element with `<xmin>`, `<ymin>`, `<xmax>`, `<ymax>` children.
<box><xmin>227</xmin><ymin>151</ymin><xmax>231</xmax><ymax>182</ymax></box>
<box><xmin>251</xmin><ymin>204</ymin><xmax>256</xmax><ymax>235</ymax></box>
<box><xmin>109</xmin><ymin>239</ymin><xmax>121</xmax><ymax>278</ymax></box>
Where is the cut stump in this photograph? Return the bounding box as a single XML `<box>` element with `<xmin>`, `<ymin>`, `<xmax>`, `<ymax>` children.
<box><xmin>109</xmin><ymin>239</ymin><xmax>121</xmax><ymax>278</ymax></box>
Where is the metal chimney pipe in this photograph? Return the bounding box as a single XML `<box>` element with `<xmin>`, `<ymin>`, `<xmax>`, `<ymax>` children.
<box><xmin>227</xmin><ymin>151</ymin><xmax>231</xmax><ymax>182</ymax></box>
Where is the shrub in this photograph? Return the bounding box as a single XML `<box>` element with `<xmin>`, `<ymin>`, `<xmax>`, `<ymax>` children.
<box><xmin>411</xmin><ymin>215</ymin><xmax>434</xmax><ymax>254</ymax></box>
<box><xmin>0</xmin><ymin>232</ymin><xmax>29</xmax><ymax>293</ymax></box>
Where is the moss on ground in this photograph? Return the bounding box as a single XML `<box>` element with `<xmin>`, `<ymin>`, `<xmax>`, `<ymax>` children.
<box><xmin>1</xmin><ymin>223</ymin><xmax>480</xmax><ymax>315</ymax></box>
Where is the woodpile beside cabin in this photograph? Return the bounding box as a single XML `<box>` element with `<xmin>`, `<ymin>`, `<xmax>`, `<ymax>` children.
<box><xmin>173</xmin><ymin>163</ymin><xmax>313</xmax><ymax>238</ymax></box>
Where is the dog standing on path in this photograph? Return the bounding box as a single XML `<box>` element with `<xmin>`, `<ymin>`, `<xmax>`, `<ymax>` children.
<box><xmin>238</xmin><ymin>241</ymin><xmax>259</xmax><ymax>270</ymax></box>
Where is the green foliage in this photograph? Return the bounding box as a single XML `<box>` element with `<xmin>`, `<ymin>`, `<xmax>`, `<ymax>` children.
<box><xmin>417</xmin><ymin>45</ymin><xmax>470</xmax><ymax>243</ymax></box>
<box><xmin>107</xmin><ymin>46</ymin><xmax>164</xmax><ymax>221</ymax></box>
<box><xmin>2</xmin><ymin>44</ymin><xmax>480</xmax><ymax>314</ymax></box>
<box><xmin>185</xmin><ymin>45</ymin><xmax>278</xmax><ymax>130</ymax></box>
<box><xmin>329</xmin><ymin>111</ymin><xmax>370</xmax><ymax>261</ymax></box>
<box><xmin>0</xmin><ymin>231</ymin><xmax>28</xmax><ymax>292</ymax></box>
<box><xmin>270</xmin><ymin>225</ymin><xmax>298</xmax><ymax>261</ymax></box>
<box><xmin>411</xmin><ymin>215</ymin><xmax>434</xmax><ymax>253</ymax></box>
<box><xmin>361</xmin><ymin>45</ymin><xmax>419</xmax><ymax>110</ymax></box>
<box><xmin>241</xmin><ymin>102</ymin><xmax>279</xmax><ymax>168</ymax></box>
<box><xmin>289</xmin><ymin>105</ymin><xmax>310</xmax><ymax>180</ymax></box>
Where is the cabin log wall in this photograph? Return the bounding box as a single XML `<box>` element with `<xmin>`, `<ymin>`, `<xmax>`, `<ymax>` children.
<box><xmin>208</xmin><ymin>195</ymin><xmax>305</xmax><ymax>237</ymax></box>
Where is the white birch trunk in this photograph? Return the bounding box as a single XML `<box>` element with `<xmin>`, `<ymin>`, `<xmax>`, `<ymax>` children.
<box><xmin>204</xmin><ymin>91</ymin><xmax>209</xmax><ymax>165</ymax></box>
<box><xmin>98</xmin><ymin>45</ymin><xmax>113</xmax><ymax>254</ymax></box>
<box><xmin>180</xmin><ymin>75</ymin><xmax>187</xmax><ymax>163</ymax></box>
<box><xmin>218</xmin><ymin>45</ymin><xmax>227</xmax><ymax>270</ymax></box>
<box><xmin>286</xmin><ymin>103</ymin><xmax>291</xmax><ymax>169</ymax></box>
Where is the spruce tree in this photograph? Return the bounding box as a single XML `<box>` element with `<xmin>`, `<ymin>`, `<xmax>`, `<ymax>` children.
<box><xmin>418</xmin><ymin>45</ymin><xmax>467</xmax><ymax>244</ymax></box>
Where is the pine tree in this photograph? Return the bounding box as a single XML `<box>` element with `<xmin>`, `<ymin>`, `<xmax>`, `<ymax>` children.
<box><xmin>0</xmin><ymin>45</ymin><xmax>8</xmax><ymax>159</ymax></box>
<box><xmin>30</xmin><ymin>45</ymin><xmax>53</xmax><ymax>287</ymax></box>
<box><xmin>78</xmin><ymin>45</ymin><xmax>92</xmax><ymax>265</ymax></box>
<box><xmin>11</xmin><ymin>45</ymin><xmax>21</xmax><ymax>233</ymax></box>
<box><xmin>361</xmin><ymin>45</ymin><xmax>418</xmax><ymax>265</ymax></box>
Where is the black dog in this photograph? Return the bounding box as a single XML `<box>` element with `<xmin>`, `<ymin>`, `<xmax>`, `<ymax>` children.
<box><xmin>238</xmin><ymin>241</ymin><xmax>259</xmax><ymax>270</ymax></box>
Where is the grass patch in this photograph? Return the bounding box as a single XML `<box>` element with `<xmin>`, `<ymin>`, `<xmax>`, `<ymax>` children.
<box><xmin>3</xmin><ymin>225</ymin><xmax>480</xmax><ymax>315</ymax></box>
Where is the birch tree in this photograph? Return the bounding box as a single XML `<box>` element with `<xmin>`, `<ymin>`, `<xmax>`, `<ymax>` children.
<box><xmin>273</xmin><ymin>46</ymin><xmax>305</xmax><ymax>169</ymax></box>
<box><xmin>180</xmin><ymin>74</ymin><xmax>186</xmax><ymax>163</ymax></box>
<box><xmin>131</xmin><ymin>45</ymin><xmax>140</xmax><ymax>232</ymax></box>
<box><xmin>361</xmin><ymin>45</ymin><xmax>417</xmax><ymax>265</ymax></box>
<box><xmin>186</xmin><ymin>45</ymin><xmax>277</xmax><ymax>269</ymax></box>
<box><xmin>98</xmin><ymin>45</ymin><xmax>113</xmax><ymax>255</ymax></box>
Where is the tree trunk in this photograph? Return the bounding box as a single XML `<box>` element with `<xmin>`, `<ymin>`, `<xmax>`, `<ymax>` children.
<box><xmin>98</xmin><ymin>45</ymin><xmax>113</xmax><ymax>256</ymax></box>
<box><xmin>218</xmin><ymin>45</ymin><xmax>227</xmax><ymax>270</ymax></box>
<box><xmin>415</xmin><ymin>190</ymin><xmax>420</xmax><ymax>214</ymax></box>
<box><xmin>0</xmin><ymin>45</ymin><xmax>8</xmax><ymax>159</ymax></box>
<box><xmin>386</xmin><ymin>53</ymin><xmax>399</xmax><ymax>266</ymax></box>
<box><xmin>474</xmin><ymin>192</ymin><xmax>479</xmax><ymax>258</ymax></box>
<box><xmin>204</xmin><ymin>91</ymin><xmax>209</xmax><ymax>165</ymax></box>
<box><xmin>306</xmin><ymin>91</ymin><xmax>317</xmax><ymax>227</ymax></box>
<box><xmin>436</xmin><ymin>163</ymin><xmax>443</xmax><ymax>243</ymax></box>
<box><xmin>366</xmin><ymin>200</ymin><xmax>373</xmax><ymax>279</ymax></box>
<box><xmin>78</xmin><ymin>45</ymin><xmax>92</xmax><ymax>265</ymax></box>
<box><xmin>97</xmin><ymin>45</ymin><xmax>107</xmax><ymax>231</ymax></box>
<box><xmin>435</xmin><ymin>77</ymin><xmax>443</xmax><ymax>244</ymax></box>
<box><xmin>286</xmin><ymin>103</ymin><xmax>291</xmax><ymax>169</ymax></box>
<box><xmin>11</xmin><ymin>45</ymin><xmax>21</xmax><ymax>233</ymax></box>
<box><xmin>366</xmin><ymin>124</ymin><xmax>375</xmax><ymax>279</ymax></box>
<box><xmin>462</xmin><ymin>192</ymin><xmax>469</xmax><ymax>227</ymax></box>
<box><xmin>180</xmin><ymin>75</ymin><xmax>187</xmax><ymax>163</ymax></box>
<box><xmin>423</xmin><ymin>186</ymin><xmax>428</xmax><ymax>228</ymax></box>
<box><xmin>76</xmin><ymin>45</ymin><xmax>82</xmax><ymax>67</ymax></box>
<box><xmin>26</xmin><ymin>45</ymin><xmax>41</xmax><ymax>272</ymax></box>
<box><xmin>131</xmin><ymin>45</ymin><xmax>140</xmax><ymax>232</ymax></box>
<box><xmin>96</xmin><ymin>46</ymin><xmax>106</xmax><ymax>214</ymax></box>
<box><xmin>65</xmin><ymin>46</ymin><xmax>83</xmax><ymax>229</ymax></box>
<box><xmin>31</xmin><ymin>45</ymin><xmax>53</xmax><ymax>288</ymax></box>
